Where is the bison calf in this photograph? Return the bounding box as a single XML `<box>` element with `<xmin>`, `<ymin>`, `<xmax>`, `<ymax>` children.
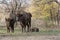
<box><xmin>5</xmin><ymin>18</ymin><xmax>15</xmax><ymax>33</ymax></box>
<box><xmin>30</xmin><ymin>27</ymin><xmax>39</xmax><ymax>32</ymax></box>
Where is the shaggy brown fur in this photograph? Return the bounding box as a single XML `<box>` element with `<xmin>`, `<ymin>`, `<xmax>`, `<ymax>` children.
<box><xmin>17</xmin><ymin>12</ymin><xmax>32</xmax><ymax>32</ymax></box>
<box><xmin>5</xmin><ymin>17</ymin><xmax>15</xmax><ymax>33</ymax></box>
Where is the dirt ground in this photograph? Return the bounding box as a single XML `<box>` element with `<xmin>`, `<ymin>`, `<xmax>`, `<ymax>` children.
<box><xmin>0</xmin><ymin>35</ymin><xmax>60</xmax><ymax>40</ymax></box>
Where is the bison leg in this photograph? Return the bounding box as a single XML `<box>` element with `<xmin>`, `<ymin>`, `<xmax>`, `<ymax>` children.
<box><xmin>27</xmin><ymin>20</ymin><xmax>31</xmax><ymax>32</ymax></box>
<box><xmin>10</xmin><ymin>23</ymin><xmax>14</xmax><ymax>33</ymax></box>
<box><xmin>21</xmin><ymin>23</ymin><xmax>26</xmax><ymax>32</ymax></box>
<box><xmin>7</xmin><ymin>27</ymin><xmax>10</xmax><ymax>32</ymax></box>
<box><xmin>11</xmin><ymin>26</ymin><xmax>14</xmax><ymax>33</ymax></box>
<box><xmin>10</xmin><ymin>20</ymin><xmax>15</xmax><ymax>33</ymax></box>
<box><xmin>24</xmin><ymin>25</ymin><xmax>26</xmax><ymax>32</ymax></box>
<box><xmin>11</xmin><ymin>25</ymin><xmax>14</xmax><ymax>32</ymax></box>
<box><xmin>6</xmin><ymin>21</ymin><xmax>10</xmax><ymax>33</ymax></box>
<box><xmin>27</xmin><ymin>24</ymin><xmax>30</xmax><ymax>32</ymax></box>
<box><xmin>28</xmin><ymin>18</ymin><xmax>31</xmax><ymax>32</ymax></box>
<box><xmin>21</xmin><ymin>24</ymin><xmax>24</xmax><ymax>32</ymax></box>
<box><xmin>21</xmin><ymin>25</ymin><xmax>26</xmax><ymax>32</ymax></box>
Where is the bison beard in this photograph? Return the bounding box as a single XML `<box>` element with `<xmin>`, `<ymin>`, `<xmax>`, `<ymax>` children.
<box><xmin>17</xmin><ymin>13</ymin><xmax>32</xmax><ymax>32</ymax></box>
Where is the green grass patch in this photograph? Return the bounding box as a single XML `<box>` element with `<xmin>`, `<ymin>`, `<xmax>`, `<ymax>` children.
<box><xmin>0</xmin><ymin>29</ymin><xmax>60</xmax><ymax>36</ymax></box>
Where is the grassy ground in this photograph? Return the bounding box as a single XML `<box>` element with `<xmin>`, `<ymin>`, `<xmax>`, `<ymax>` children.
<box><xmin>0</xmin><ymin>28</ymin><xmax>60</xmax><ymax>36</ymax></box>
<box><xmin>0</xmin><ymin>29</ymin><xmax>60</xmax><ymax>40</ymax></box>
<box><xmin>0</xmin><ymin>19</ymin><xmax>60</xmax><ymax>36</ymax></box>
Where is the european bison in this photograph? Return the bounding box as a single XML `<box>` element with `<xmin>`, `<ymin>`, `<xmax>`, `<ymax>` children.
<box><xmin>17</xmin><ymin>12</ymin><xmax>32</xmax><ymax>32</ymax></box>
<box><xmin>5</xmin><ymin>10</ymin><xmax>17</xmax><ymax>33</ymax></box>
<box><xmin>5</xmin><ymin>17</ymin><xmax>15</xmax><ymax>33</ymax></box>
<box><xmin>5</xmin><ymin>10</ymin><xmax>32</xmax><ymax>32</ymax></box>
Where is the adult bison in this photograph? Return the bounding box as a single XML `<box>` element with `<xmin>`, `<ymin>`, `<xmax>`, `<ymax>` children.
<box><xmin>17</xmin><ymin>12</ymin><xmax>32</xmax><ymax>32</ymax></box>
<box><xmin>5</xmin><ymin>10</ymin><xmax>32</xmax><ymax>32</ymax></box>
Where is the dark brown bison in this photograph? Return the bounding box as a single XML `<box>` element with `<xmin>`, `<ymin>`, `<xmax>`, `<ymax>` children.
<box><xmin>5</xmin><ymin>17</ymin><xmax>15</xmax><ymax>33</ymax></box>
<box><xmin>5</xmin><ymin>11</ymin><xmax>16</xmax><ymax>33</ymax></box>
<box><xmin>17</xmin><ymin>12</ymin><xmax>32</xmax><ymax>32</ymax></box>
<box><xmin>5</xmin><ymin>10</ymin><xmax>32</xmax><ymax>32</ymax></box>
